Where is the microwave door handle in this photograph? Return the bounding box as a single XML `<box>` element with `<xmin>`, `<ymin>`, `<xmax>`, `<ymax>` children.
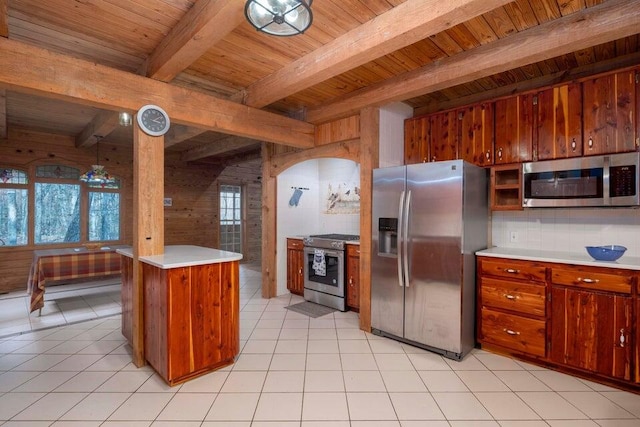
<box><xmin>403</xmin><ymin>190</ymin><xmax>411</xmax><ymax>288</ymax></box>
<box><xmin>397</xmin><ymin>190</ymin><xmax>405</xmax><ymax>287</ymax></box>
<box><xmin>603</xmin><ymin>155</ymin><xmax>610</xmax><ymax>205</ymax></box>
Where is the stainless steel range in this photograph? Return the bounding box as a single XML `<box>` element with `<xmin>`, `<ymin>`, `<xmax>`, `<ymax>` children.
<box><xmin>302</xmin><ymin>233</ymin><xmax>359</xmax><ymax>311</ymax></box>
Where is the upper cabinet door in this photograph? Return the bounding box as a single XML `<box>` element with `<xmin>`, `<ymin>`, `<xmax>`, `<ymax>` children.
<box><xmin>536</xmin><ymin>83</ymin><xmax>583</xmax><ymax>160</ymax></box>
<box><xmin>494</xmin><ymin>94</ymin><xmax>534</xmax><ymax>164</ymax></box>
<box><xmin>404</xmin><ymin>116</ymin><xmax>429</xmax><ymax>165</ymax></box>
<box><xmin>583</xmin><ymin>69</ymin><xmax>637</xmax><ymax>155</ymax></box>
<box><xmin>459</xmin><ymin>102</ymin><xmax>494</xmax><ymax>166</ymax></box>
<box><xmin>429</xmin><ymin>110</ymin><xmax>458</xmax><ymax>162</ymax></box>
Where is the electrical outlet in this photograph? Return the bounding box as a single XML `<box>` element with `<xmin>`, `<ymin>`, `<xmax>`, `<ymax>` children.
<box><xmin>509</xmin><ymin>231</ymin><xmax>518</xmax><ymax>243</ymax></box>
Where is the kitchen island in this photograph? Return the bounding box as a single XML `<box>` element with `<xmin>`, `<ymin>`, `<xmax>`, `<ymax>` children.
<box><xmin>118</xmin><ymin>245</ymin><xmax>243</xmax><ymax>386</ymax></box>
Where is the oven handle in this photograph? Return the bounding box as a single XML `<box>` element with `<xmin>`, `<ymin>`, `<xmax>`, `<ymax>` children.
<box><xmin>397</xmin><ymin>190</ymin><xmax>405</xmax><ymax>287</ymax></box>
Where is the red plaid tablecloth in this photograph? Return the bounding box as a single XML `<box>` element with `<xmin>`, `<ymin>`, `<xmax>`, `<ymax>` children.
<box><xmin>27</xmin><ymin>247</ymin><xmax>126</xmax><ymax>313</ymax></box>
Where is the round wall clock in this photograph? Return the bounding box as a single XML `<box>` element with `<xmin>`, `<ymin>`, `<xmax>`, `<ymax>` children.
<box><xmin>137</xmin><ymin>104</ymin><xmax>170</xmax><ymax>136</ymax></box>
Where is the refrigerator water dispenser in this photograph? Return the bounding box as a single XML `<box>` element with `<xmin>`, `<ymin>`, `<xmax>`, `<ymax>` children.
<box><xmin>378</xmin><ymin>217</ymin><xmax>398</xmax><ymax>256</ymax></box>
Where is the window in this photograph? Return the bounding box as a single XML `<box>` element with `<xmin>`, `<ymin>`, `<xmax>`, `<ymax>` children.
<box><xmin>35</xmin><ymin>182</ymin><xmax>81</xmax><ymax>243</ymax></box>
<box><xmin>0</xmin><ymin>164</ymin><xmax>121</xmax><ymax>247</ymax></box>
<box><xmin>88</xmin><ymin>191</ymin><xmax>120</xmax><ymax>241</ymax></box>
<box><xmin>219</xmin><ymin>184</ymin><xmax>242</xmax><ymax>253</ymax></box>
<box><xmin>0</xmin><ymin>168</ymin><xmax>29</xmax><ymax>246</ymax></box>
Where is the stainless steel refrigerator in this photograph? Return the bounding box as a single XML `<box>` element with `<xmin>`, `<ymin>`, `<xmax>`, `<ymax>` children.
<box><xmin>371</xmin><ymin>160</ymin><xmax>488</xmax><ymax>360</ymax></box>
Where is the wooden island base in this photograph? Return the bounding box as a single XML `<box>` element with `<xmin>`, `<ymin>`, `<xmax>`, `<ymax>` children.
<box><xmin>120</xmin><ymin>246</ymin><xmax>241</xmax><ymax>386</ymax></box>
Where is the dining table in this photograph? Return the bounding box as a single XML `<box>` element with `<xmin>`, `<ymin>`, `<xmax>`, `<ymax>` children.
<box><xmin>27</xmin><ymin>245</ymin><xmax>130</xmax><ymax>314</ymax></box>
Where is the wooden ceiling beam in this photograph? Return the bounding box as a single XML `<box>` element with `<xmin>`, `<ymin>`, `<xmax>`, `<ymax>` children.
<box><xmin>182</xmin><ymin>136</ymin><xmax>258</xmax><ymax>161</ymax></box>
<box><xmin>306</xmin><ymin>0</ymin><xmax>640</xmax><ymax>124</ymax></box>
<box><xmin>164</xmin><ymin>124</ymin><xmax>207</xmax><ymax>148</ymax></box>
<box><xmin>413</xmin><ymin>51</ymin><xmax>640</xmax><ymax>116</ymax></box>
<box><xmin>142</xmin><ymin>0</ymin><xmax>245</xmax><ymax>82</ymax></box>
<box><xmin>0</xmin><ymin>37</ymin><xmax>314</xmax><ymax>148</ymax></box>
<box><xmin>242</xmin><ymin>0</ymin><xmax>513</xmax><ymax>108</ymax></box>
<box><xmin>75</xmin><ymin>110</ymin><xmax>119</xmax><ymax>148</ymax></box>
<box><xmin>76</xmin><ymin>1</ymin><xmax>243</xmax><ymax>151</ymax></box>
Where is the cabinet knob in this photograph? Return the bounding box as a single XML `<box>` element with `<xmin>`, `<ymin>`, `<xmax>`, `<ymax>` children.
<box><xmin>503</xmin><ymin>328</ymin><xmax>520</xmax><ymax>336</ymax></box>
<box><xmin>432</xmin><ymin>156</ymin><xmax>437</xmax><ymax>162</ymax></box>
<box><xmin>577</xmin><ymin>277</ymin><xmax>599</xmax><ymax>284</ymax></box>
<box><xmin>588</xmin><ymin>136</ymin><xmax>593</xmax><ymax>149</ymax></box>
<box><xmin>485</xmin><ymin>150</ymin><xmax>491</xmax><ymax>161</ymax></box>
<box><xmin>504</xmin><ymin>268</ymin><xmax>520</xmax><ymax>274</ymax></box>
<box><xmin>620</xmin><ymin>328</ymin><xmax>626</xmax><ymax>347</ymax></box>
<box><xmin>497</xmin><ymin>147</ymin><xmax>503</xmax><ymax>160</ymax></box>
<box><xmin>571</xmin><ymin>138</ymin><xmax>576</xmax><ymax>152</ymax></box>
<box><xmin>299</xmin><ymin>268</ymin><xmax>302</xmax><ymax>275</ymax></box>
<box><xmin>503</xmin><ymin>294</ymin><xmax>519</xmax><ymax>300</ymax></box>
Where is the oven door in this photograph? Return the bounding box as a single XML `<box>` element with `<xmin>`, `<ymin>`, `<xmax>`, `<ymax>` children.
<box><xmin>303</xmin><ymin>247</ymin><xmax>344</xmax><ymax>298</ymax></box>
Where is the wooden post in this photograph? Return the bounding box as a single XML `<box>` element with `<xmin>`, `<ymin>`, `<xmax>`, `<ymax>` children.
<box><xmin>132</xmin><ymin>121</ymin><xmax>165</xmax><ymax>367</ymax></box>
<box><xmin>261</xmin><ymin>142</ymin><xmax>277</xmax><ymax>298</ymax></box>
<box><xmin>358</xmin><ymin>107</ymin><xmax>380</xmax><ymax>332</ymax></box>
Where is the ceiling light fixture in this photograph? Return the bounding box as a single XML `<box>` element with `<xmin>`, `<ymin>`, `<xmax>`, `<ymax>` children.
<box><xmin>79</xmin><ymin>137</ymin><xmax>115</xmax><ymax>187</ymax></box>
<box><xmin>119</xmin><ymin>112</ymin><xmax>132</xmax><ymax>126</ymax></box>
<box><xmin>244</xmin><ymin>0</ymin><xmax>313</xmax><ymax>37</ymax></box>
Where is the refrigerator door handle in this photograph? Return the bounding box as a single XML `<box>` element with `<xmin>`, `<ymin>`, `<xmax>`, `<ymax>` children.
<box><xmin>403</xmin><ymin>190</ymin><xmax>411</xmax><ymax>288</ymax></box>
<box><xmin>397</xmin><ymin>190</ymin><xmax>405</xmax><ymax>287</ymax></box>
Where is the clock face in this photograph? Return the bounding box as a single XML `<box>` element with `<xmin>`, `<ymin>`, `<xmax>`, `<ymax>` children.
<box><xmin>137</xmin><ymin>105</ymin><xmax>170</xmax><ymax>136</ymax></box>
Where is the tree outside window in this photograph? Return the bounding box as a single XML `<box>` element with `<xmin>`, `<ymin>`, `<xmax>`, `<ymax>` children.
<box><xmin>0</xmin><ymin>164</ymin><xmax>121</xmax><ymax>246</ymax></box>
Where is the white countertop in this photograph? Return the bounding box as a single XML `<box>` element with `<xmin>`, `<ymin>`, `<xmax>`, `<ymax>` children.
<box><xmin>476</xmin><ymin>247</ymin><xmax>640</xmax><ymax>271</ymax></box>
<box><xmin>117</xmin><ymin>245</ymin><xmax>243</xmax><ymax>269</ymax></box>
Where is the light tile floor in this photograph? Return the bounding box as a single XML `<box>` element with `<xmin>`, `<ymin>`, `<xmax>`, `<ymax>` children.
<box><xmin>0</xmin><ymin>278</ymin><xmax>122</xmax><ymax>337</ymax></box>
<box><xmin>0</xmin><ymin>264</ymin><xmax>639</xmax><ymax>426</ymax></box>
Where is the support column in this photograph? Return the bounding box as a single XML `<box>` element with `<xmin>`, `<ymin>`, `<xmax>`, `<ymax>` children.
<box><xmin>261</xmin><ymin>142</ymin><xmax>277</xmax><ymax>298</ymax></box>
<box><xmin>132</xmin><ymin>120</ymin><xmax>165</xmax><ymax>366</ymax></box>
<box><xmin>358</xmin><ymin>106</ymin><xmax>380</xmax><ymax>332</ymax></box>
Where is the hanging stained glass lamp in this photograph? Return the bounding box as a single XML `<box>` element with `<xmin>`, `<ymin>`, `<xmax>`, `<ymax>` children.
<box><xmin>80</xmin><ymin>138</ymin><xmax>115</xmax><ymax>187</ymax></box>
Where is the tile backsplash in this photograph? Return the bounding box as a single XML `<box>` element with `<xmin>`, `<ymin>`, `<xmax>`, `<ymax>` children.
<box><xmin>492</xmin><ymin>208</ymin><xmax>640</xmax><ymax>257</ymax></box>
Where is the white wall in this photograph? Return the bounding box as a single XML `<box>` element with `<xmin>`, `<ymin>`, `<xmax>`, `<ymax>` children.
<box><xmin>492</xmin><ymin>208</ymin><xmax>640</xmax><ymax>257</ymax></box>
<box><xmin>379</xmin><ymin>102</ymin><xmax>413</xmax><ymax>168</ymax></box>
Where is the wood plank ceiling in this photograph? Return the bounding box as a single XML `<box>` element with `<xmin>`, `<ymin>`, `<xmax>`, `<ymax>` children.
<box><xmin>1</xmin><ymin>0</ymin><xmax>639</xmax><ymax>162</ymax></box>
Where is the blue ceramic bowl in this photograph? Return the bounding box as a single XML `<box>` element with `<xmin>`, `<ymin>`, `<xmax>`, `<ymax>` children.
<box><xmin>585</xmin><ymin>245</ymin><xmax>627</xmax><ymax>262</ymax></box>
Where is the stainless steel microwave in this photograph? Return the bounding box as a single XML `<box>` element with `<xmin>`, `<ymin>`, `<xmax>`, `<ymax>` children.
<box><xmin>522</xmin><ymin>152</ymin><xmax>639</xmax><ymax>208</ymax></box>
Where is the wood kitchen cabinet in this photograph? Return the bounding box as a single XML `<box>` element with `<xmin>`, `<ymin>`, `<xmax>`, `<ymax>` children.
<box><xmin>404</xmin><ymin>116</ymin><xmax>429</xmax><ymax>164</ymax></box>
<box><xmin>478</xmin><ymin>255</ymin><xmax>639</xmax><ymax>390</ymax></box>
<box><xmin>550</xmin><ymin>265</ymin><xmax>633</xmax><ymax>380</ymax></box>
<box><xmin>428</xmin><ymin>110</ymin><xmax>458</xmax><ymax>163</ymax></box>
<box><xmin>582</xmin><ymin>68</ymin><xmax>638</xmax><ymax>155</ymax></box>
<box><xmin>346</xmin><ymin>244</ymin><xmax>360</xmax><ymax>311</ymax></box>
<box><xmin>287</xmin><ymin>238</ymin><xmax>305</xmax><ymax>296</ymax></box>
<box><xmin>459</xmin><ymin>102</ymin><xmax>494</xmax><ymax>166</ymax></box>
<box><xmin>490</xmin><ymin>164</ymin><xmax>522</xmax><ymax>211</ymax></box>
<box><xmin>536</xmin><ymin>83</ymin><xmax>583</xmax><ymax>160</ymax></box>
<box><xmin>494</xmin><ymin>93</ymin><xmax>534</xmax><ymax>164</ymax></box>
<box><xmin>142</xmin><ymin>260</ymin><xmax>240</xmax><ymax>386</ymax></box>
<box><xmin>477</xmin><ymin>257</ymin><xmax>547</xmax><ymax>357</ymax></box>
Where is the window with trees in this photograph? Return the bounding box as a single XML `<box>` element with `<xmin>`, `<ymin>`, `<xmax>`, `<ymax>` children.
<box><xmin>0</xmin><ymin>168</ymin><xmax>28</xmax><ymax>246</ymax></box>
<box><xmin>0</xmin><ymin>164</ymin><xmax>121</xmax><ymax>247</ymax></box>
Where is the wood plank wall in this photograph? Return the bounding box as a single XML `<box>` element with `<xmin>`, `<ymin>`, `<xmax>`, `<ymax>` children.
<box><xmin>0</xmin><ymin>129</ymin><xmax>263</xmax><ymax>293</ymax></box>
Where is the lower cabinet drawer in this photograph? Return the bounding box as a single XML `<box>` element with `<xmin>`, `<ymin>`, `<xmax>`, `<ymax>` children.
<box><xmin>480</xmin><ymin>277</ymin><xmax>546</xmax><ymax>317</ymax></box>
<box><xmin>481</xmin><ymin>308</ymin><xmax>546</xmax><ymax>357</ymax></box>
